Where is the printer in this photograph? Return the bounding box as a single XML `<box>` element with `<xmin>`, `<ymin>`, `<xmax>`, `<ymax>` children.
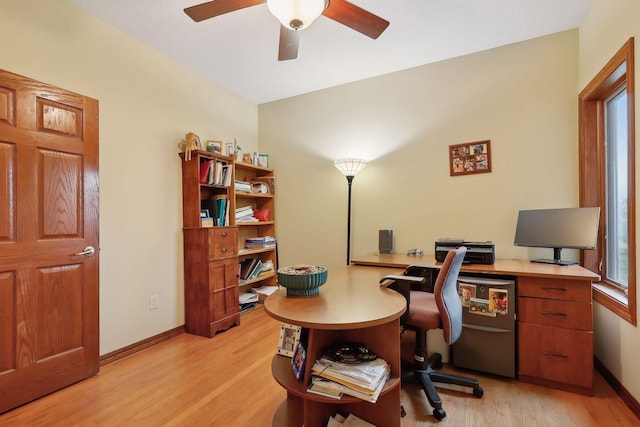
<box><xmin>435</xmin><ymin>238</ymin><xmax>496</xmax><ymax>265</ymax></box>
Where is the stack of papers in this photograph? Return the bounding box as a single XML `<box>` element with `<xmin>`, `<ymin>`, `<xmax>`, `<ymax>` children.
<box><xmin>310</xmin><ymin>357</ymin><xmax>390</xmax><ymax>403</ymax></box>
<box><xmin>250</xmin><ymin>285</ymin><xmax>279</xmax><ymax>297</ymax></box>
<box><xmin>239</xmin><ymin>292</ymin><xmax>258</xmax><ymax>313</ymax></box>
<box><xmin>327</xmin><ymin>413</ymin><xmax>376</xmax><ymax>427</ymax></box>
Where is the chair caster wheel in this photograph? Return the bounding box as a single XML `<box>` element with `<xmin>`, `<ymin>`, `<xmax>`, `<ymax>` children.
<box><xmin>433</xmin><ymin>408</ymin><xmax>446</xmax><ymax>420</ymax></box>
<box><xmin>473</xmin><ymin>386</ymin><xmax>484</xmax><ymax>398</ymax></box>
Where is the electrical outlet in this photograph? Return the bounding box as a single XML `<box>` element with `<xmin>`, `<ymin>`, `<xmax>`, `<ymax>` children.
<box><xmin>149</xmin><ymin>294</ymin><xmax>159</xmax><ymax>310</ymax></box>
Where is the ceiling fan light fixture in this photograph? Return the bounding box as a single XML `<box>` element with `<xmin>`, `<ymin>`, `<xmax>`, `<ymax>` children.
<box><xmin>267</xmin><ymin>0</ymin><xmax>328</xmax><ymax>31</ymax></box>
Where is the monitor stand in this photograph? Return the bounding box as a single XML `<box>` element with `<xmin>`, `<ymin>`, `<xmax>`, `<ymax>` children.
<box><xmin>531</xmin><ymin>248</ymin><xmax>577</xmax><ymax>266</ymax></box>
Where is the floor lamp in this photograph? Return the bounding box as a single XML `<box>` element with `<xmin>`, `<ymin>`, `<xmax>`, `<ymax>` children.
<box><xmin>334</xmin><ymin>158</ymin><xmax>367</xmax><ymax>265</ymax></box>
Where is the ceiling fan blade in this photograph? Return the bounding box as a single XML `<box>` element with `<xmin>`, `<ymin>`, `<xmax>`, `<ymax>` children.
<box><xmin>184</xmin><ymin>0</ymin><xmax>264</xmax><ymax>22</ymax></box>
<box><xmin>323</xmin><ymin>0</ymin><xmax>389</xmax><ymax>39</ymax></box>
<box><xmin>278</xmin><ymin>26</ymin><xmax>299</xmax><ymax>61</ymax></box>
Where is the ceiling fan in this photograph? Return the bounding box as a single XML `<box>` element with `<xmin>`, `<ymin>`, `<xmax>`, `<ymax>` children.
<box><xmin>184</xmin><ymin>0</ymin><xmax>390</xmax><ymax>61</ymax></box>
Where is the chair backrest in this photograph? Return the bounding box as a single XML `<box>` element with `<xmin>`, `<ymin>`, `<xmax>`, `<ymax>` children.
<box><xmin>434</xmin><ymin>246</ymin><xmax>467</xmax><ymax>345</ymax></box>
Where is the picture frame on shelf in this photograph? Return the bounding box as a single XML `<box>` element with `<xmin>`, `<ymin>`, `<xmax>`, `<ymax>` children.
<box><xmin>206</xmin><ymin>140</ymin><xmax>222</xmax><ymax>154</ymax></box>
<box><xmin>200</xmin><ymin>209</ymin><xmax>210</xmax><ymax>218</ymax></box>
<box><xmin>225</xmin><ymin>142</ymin><xmax>234</xmax><ymax>156</ymax></box>
<box><xmin>449</xmin><ymin>140</ymin><xmax>492</xmax><ymax>176</ymax></box>
<box><xmin>277</xmin><ymin>323</ymin><xmax>301</xmax><ymax>357</ymax></box>
<box><xmin>258</xmin><ymin>154</ymin><xmax>269</xmax><ymax>168</ymax></box>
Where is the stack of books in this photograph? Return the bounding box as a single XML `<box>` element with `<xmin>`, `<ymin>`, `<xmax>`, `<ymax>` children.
<box><xmin>235</xmin><ymin>206</ymin><xmax>257</xmax><ymax>223</ymax></box>
<box><xmin>308</xmin><ymin>357</ymin><xmax>390</xmax><ymax>403</ymax></box>
<box><xmin>245</xmin><ymin>236</ymin><xmax>276</xmax><ymax>249</ymax></box>
<box><xmin>235</xmin><ymin>180</ymin><xmax>251</xmax><ymax>193</ymax></box>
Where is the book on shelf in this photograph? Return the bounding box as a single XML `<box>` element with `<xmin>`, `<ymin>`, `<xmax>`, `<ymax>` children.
<box><xmin>245</xmin><ymin>236</ymin><xmax>276</xmax><ymax>249</ymax></box>
<box><xmin>291</xmin><ymin>341</ymin><xmax>307</xmax><ymax>381</ymax></box>
<box><xmin>201</xmin><ymin>217</ymin><xmax>214</xmax><ymax>227</ymax></box>
<box><xmin>257</xmin><ymin>260</ymin><xmax>274</xmax><ymax>274</ymax></box>
<box><xmin>199</xmin><ymin>160</ymin><xmax>212</xmax><ymax>183</ymax></box>
<box><xmin>221</xmin><ymin>164</ymin><xmax>232</xmax><ymax>187</ymax></box>
<box><xmin>235</xmin><ymin>205</ymin><xmax>254</xmax><ymax>219</ymax></box>
<box><xmin>239</xmin><ymin>257</ymin><xmax>260</xmax><ymax>280</ymax></box>
<box><xmin>235</xmin><ymin>180</ymin><xmax>251</xmax><ymax>193</ymax></box>
<box><xmin>215</xmin><ymin>196</ymin><xmax>227</xmax><ymax>226</ymax></box>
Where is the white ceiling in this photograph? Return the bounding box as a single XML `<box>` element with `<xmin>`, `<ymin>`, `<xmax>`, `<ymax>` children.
<box><xmin>68</xmin><ymin>0</ymin><xmax>592</xmax><ymax>105</ymax></box>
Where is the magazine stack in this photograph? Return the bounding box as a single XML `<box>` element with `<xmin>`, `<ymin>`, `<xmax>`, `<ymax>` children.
<box><xmin>308</xmin><ymin>357</ymin><xmax>390</xmax><ymax>403</ymax></box>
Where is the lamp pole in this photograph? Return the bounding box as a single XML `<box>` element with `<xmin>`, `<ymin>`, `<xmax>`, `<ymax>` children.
<box><xmin>345</xmin><ymin>174</ymin><xmax>354</xmax><ymax>265</ymax></box>
<box><xmin>334</xmin><ymin>158</ymin><xmax>367</xmax><ymax>265</ymax></box>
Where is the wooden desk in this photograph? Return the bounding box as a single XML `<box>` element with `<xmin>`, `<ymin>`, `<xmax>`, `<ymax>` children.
<box><xmin>264</xmin><ymin>266</ymin><xmax>406</xmax><ymax>427</ymax></box>
<box><xmin>352</xmin><ymin>253</ymin><xmax>601</xmax><ymax>396</ymax></box>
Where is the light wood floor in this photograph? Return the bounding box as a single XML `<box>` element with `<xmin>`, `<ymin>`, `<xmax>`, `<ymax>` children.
<box><xmin>0</xmin><ymin>306</ymin><xmax>638</xmax><ymax>427</ymax></box>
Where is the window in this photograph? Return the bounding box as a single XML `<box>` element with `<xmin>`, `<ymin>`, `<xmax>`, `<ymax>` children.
<box><xmin>605</xmin><ymin>88</ymin><xmax>629</xmax><ymax>288</ymax></box>
<box><xmin>579</xmin><ymin>38</ymin><xmax>636</xmax><ymax>325</ymax></box>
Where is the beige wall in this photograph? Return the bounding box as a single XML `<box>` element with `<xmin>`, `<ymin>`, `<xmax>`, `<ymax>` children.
<box><xmin>260</xmin><ymin>30</ymin><xmax>580</xmax><ymax>272</ymax></box>
<box><xmin>579</xmin><ymin>0</ymin><xmax>640</xmax><ymax>403</ymax></box>
<box><xmin>0</xmin><ymin>0</ymin><xmax>259</xmax><ymax>354</ymax></box>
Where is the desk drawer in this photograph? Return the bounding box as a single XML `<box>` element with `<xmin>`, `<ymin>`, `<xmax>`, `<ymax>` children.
<box><xmin>517</xmin><ymin>277</ymin><xmax>592</xmax><ymax>302</ymax></box>
<box><xmin>518</xmin><ymin>297</ymin><xmax>592</xmax><ymax>330</ymax></box>
<box><xmin>518</xmin><ymin>323</ymin><xmax>593</xmax><ymax>388</ymax></box>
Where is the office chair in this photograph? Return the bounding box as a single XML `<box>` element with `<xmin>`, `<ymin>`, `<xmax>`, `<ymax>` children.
<box><xmin>380</xmin><ymin>247</ymin><xmax>483</xmax><ymax>421</ymax></box>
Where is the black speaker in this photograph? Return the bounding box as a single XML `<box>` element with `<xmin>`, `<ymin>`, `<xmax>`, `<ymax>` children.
<box><xmin>379</xmin><ymin>230</ymin><xmax>393</xmax><ymax>254</ymax></box>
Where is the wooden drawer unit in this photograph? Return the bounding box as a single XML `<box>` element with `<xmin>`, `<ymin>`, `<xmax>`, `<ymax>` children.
<box><xmin>207</xmin><ymin>227</ymin><xmax>238</xmax><ymax>259</ymax></box>
<box><xmin>517</xmin><ymin>276</ymin><xmax>591</xmax><ymax>302</ymax></box>
<box><xmin>518</xmin><ymin>323</ymin><xmax>593</xmax><ymax>388</ymax></box>
<box><xmin>517</xmin><ymin>297</ymin><xmax>592</xmax><ymax>330</ymax></box>
<box><xmin>517</xmin><ymin>276</ymin><xmax>593</xmax><ymax>395</ymax></box>
<box><xmin>183</xmin><ymin>227</ymin><xmax>240</xmax><ymax>338</ymax></box>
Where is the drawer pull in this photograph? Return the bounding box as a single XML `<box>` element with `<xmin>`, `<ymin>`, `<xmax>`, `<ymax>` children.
<box><xmin>540</xmin><ymin>351</ymin><xmax>568</xmax><ymax>358</ymax></box>
<box><xmin>221</xmin><ymin>247</ymin><xmax>227</xmax><ymax>252</ymax></box>
<box><xmin>540</xmin><ymin>311</ymin><xmax>567</xmax><ymax>317</ymax></box>
<box><xmin>221</xmin><ymin>231</ymin><xmax>227</xmax><ymax>237</ymax></box>
<box><xmin>539</xmin><ymin>287</ymin><xmax>567</xmax><ymax>292</ymax></box>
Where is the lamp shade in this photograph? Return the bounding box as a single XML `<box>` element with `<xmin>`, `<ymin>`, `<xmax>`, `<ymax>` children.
<box><xmin>267</xmin><ymin>0</ymin><xmax>327</xmax><ymax>30</ymax></box>
<box><xmin>334</xmin><ymin>158</ymin><xmax>367</xmax><ymax>177</ymax></box>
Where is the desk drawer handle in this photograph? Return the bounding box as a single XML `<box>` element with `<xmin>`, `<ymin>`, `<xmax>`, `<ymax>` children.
<box><xmin>540</xmin><ymin>351</ymin><xmax>568</xmax><ymax>358</ymax></box>
<box><xmin>539</xmin><ymin>287</ymin><xmax>567</xmax><ymax>292</ymax></box>
<box><xmin>221</xmin><ymin>231</ymin><xmax>227</xmax><ymax>237</ymax></box>
<box><xmin>221</xmin><ymin>247</ymin><xmax>227</xmax><ymax>252</ymax></box>
<box><xmin>540</xmin><ymin>311</ymin><xmax>567</xmax><ymax>317</ymax></box>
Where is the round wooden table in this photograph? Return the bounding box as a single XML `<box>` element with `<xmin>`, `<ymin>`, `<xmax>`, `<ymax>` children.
<box><xmin>264</xmin><ymin>265</ymin><xmax>406</xmax><ymax>427</ymax></box>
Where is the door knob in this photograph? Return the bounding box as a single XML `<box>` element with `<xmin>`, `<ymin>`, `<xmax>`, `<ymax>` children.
<box><xmin>74</xmin><ymin>246</ymin><xmax>96</xmax><ymax>257</ymax></box>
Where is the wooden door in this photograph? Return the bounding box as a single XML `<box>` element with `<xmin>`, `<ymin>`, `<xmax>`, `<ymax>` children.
<box><xmin>0</xmin><ymin>70</ymin><xmax>99</xmax><ymax>413</ymax></box>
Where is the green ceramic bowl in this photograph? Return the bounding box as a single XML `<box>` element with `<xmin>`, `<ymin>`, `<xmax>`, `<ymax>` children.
<box><xmin>277</xmin><ymin>265</ymin><xmax>328</xmax><ymax>296</ymax></box>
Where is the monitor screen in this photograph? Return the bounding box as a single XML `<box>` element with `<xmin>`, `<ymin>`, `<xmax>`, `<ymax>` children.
<box><xmin>514</xmin><ymin>207</ymin><xmax>600</xmax><ymax>265</ymax></box>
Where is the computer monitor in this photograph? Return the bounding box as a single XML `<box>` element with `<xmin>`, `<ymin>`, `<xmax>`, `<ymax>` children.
<box><xmin>513</xmin><ymin>207</ymin><xmax>600</xmax><ymax>266</ymax></box>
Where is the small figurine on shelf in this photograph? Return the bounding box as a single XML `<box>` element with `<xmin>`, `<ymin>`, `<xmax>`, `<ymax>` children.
<box><xmin>242</xmin><ymin>152</ymin><xmax>253</xmax><ymax>164</ymax></box>
<box><xmin>178</xmin><ymin>132</ymin><xmax>200</xmax><ymax>161</ymax></box>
